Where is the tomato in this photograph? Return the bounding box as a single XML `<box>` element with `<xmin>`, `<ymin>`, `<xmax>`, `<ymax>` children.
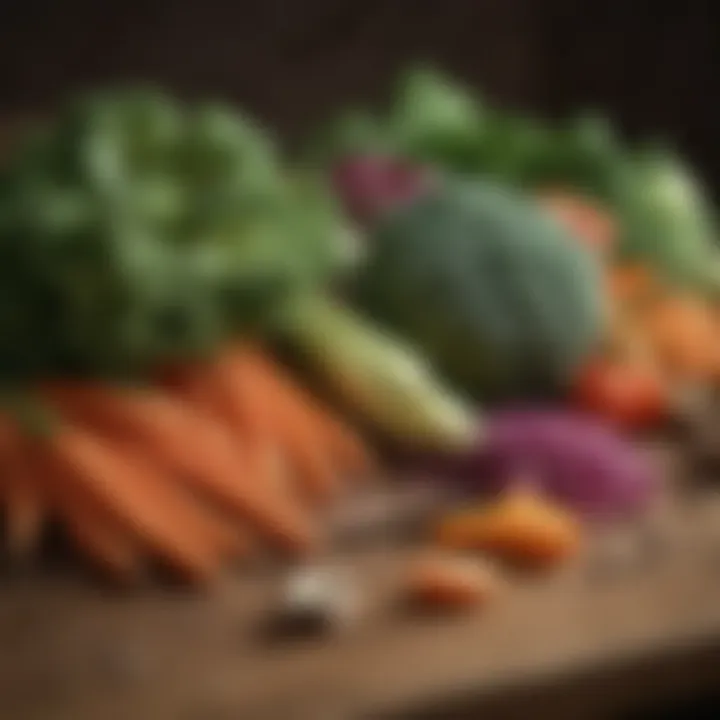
<box><xmin>573</xmin><ymin>357</ymin><xmax>669</xmax><ymax>430</ymax></box>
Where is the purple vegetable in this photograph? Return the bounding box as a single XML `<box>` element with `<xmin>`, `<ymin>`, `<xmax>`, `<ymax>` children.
<box><xmin>397</xmin><ymin>408</ymin><xmax>658</xmax><ymax>520</ymax></box>
<box><xmin>331</xmin><ymin>154</ymin><xmax>436</xmax><ymax>226</ymax></box>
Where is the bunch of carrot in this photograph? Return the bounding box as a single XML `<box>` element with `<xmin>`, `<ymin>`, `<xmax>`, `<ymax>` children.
<box><xmin>0</xmin><ymin>344</ymin><xmax>372</xmax><ymax>586</ymax></box>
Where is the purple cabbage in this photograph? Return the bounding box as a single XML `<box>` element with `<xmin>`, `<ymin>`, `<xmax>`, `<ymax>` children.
<box><xmin>331</xmin><ymin>154</ymin><xmax>436</xmax><ymax>226</ymax></box>
<box><xmin>397</xmin><ymin>408</ymin><xmax>658</xmax><ymax>520</ymax></box>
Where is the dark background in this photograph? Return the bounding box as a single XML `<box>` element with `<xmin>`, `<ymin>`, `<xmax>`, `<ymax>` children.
<box><xmin>0</xmin><ymin>0</ymin><xmax>718</xmax><ymax>194</ymax></box>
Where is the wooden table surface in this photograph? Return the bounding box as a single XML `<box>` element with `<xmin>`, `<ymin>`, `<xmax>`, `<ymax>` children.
<box><xmin>1</xmin><ymin>443</ymin><xmax>720</xmax><ymax>720</ymax></box>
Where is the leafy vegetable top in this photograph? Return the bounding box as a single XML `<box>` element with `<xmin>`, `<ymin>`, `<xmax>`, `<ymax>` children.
<box><xmin>312</xmin><ymin>65</ymin><xmax>720</xmax><ymax>296</ymax></box>
<box><xmin>0</xmin><ymin>88</ymin><xmax>347</xmax><ymax>381</ymax></box>
<box><xmin>308</xmin><ymin>66</ymin><xmax>625</xmax><ymax>195</ymax></box>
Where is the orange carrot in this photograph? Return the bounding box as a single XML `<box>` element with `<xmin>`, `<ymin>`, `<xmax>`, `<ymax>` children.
<box><xmin>39</xmin><ymin>448</ymin><xmax>143</xmax><ymax>583</ymax></box>
<box><xmin>238</xmin><ymin>346</ymin><xmax>371</xmax><ymax>489</ymax></box>
<box><xmin>0</xmin><ymin>412</ymin><xmax>142</xmax><ymax>582</ymax></box>
<box><xmin>1</xmin><ymin>447</ymin><xmax>46</xmax><ymax>560</ymax></box>
<box><xmin>63</xmin><ymin>510</ymin><xmax>142</xmax><ymax>584</ymax></box>
<box><xmin>607</xmin><ymin>264</ymin><xmax>659</xmax><ymax>311</ymax></box>
<box><xmin>163</xmin><ymin>352</ymin><xmax>276</xmax><ymax>441</ymax></box>
<box><xmin>160</xmin><ymin>356</ymin><xmax>297</xmax><ymax>496</ymax></box>
<box><xmin>0</xmin><ymin>412</ymin><xmax>18</xmax><ymax>457</ymax></box>
<box><xmin>232</xmin><ymin>347</ymin><xmax>342</xmax><ymax>500</ymax></box>
<box><xmin>238</xmin><ymin>346</ymin><xmax>372</xmax><ymax>475</ymax></box>
<box><xmin>163</xmin><ymin>347</ymin><xmax>337</xmax><ymax>503</ymax></box>
<box><xmin>41</xmin><ymin>383</ymin><xmax>316</xmax><ymax>554</ymax></box>
<box><xmin>35</xmin><ymin>425</ymin><xmax>233</xmax><ymax>585</ymax></box>
<box><xmin>0</xmin><ymin>415</ymin><xmax>45</xmax><ymax>560</ymax></box>
<box><xmin>114</xmin><ymin>438</ymin><xmax>249</xmax><ymax>563</ymax></box>
<box><xmin>312</xmin><ymin>411</ymin><xmax>372</xmax><ymax>478</ymax></box>
<box><xmin>165</xmin><ymin>345</ymin><xmax>372</xmax><ymax>483</ymax></box>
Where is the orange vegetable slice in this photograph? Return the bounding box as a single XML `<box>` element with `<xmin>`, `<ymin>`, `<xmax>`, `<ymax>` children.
<box><xmin>436</xmin><ymin>486</ymin><xmax>582</xmax><ymax>569</ymax></box>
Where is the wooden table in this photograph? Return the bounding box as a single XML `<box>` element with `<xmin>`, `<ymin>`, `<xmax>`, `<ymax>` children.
<box><xmin>1</xmin><ymin>445</ymin><xmax>720</xmax><ymax>720</ymax></box>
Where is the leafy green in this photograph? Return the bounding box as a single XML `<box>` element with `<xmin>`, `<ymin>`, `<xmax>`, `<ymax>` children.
<box><xmin>312</xmin><ymin>64</ymin><xmax>720</xmax><ymax>296</ymax></box>
<box><xmin>0</xmin><ymin>88</ymin><xmax>347</xmax><ymax>381</ymax></box>
<box><xmin>309</xmin><ymin>66</ymin><xmax>628</xmax><ymax>193</ymax></box>
<box><xmin>615</xmin><ymin>145</ymin><xmax>720</xmax><ymax>293</ymax></box>
<box><xmin>387</xmin><ymin>66</ymin><xmax>487</xmax><ymax>169</ymax></box>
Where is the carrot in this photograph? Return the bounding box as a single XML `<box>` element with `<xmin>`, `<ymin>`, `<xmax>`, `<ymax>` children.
<box><xmin>607</xmin><ymin>264</ymin><xmax>658</xmax><ymax>312</ymax></box>
<box><xmin>0</xmin><ymin>417</ymin><xmax>46</xmax><ymax>560</ymax></box>
<box><xmin>163</xmin><ymin>352</ymin><xmax>276</xmax><ymax>441</ymax></box>
<box><xmin>114</xmin><ymin>438</ymin><xmax>249</xmax><ymax>563</ymax></box>
<box><xmin>237</xmin><ymin>346</ymin><xmax>371</xmax><ymax>488</ymax></box>
<box><xmin>37</xmin><ymin>444</ymin><xmax>143</xmax><ymax>584</ymax></box>
<box><xmin>35</xmin><ymin>425</ymin><xmax>233</xmax><ymax>585</ymax></box>
<box><xmin>63</xmin><ymin>510</ymin><xmax>142</xmax><ymax>585</ymax></box>
<box><xmin>160</xmin><ymin>356</ymin><xmax>297</xmax><ymax>494</ymax></box>
<box><xmin>312</xmin><ymin>412</ymin><xmax>372</xmax><ymax>478</ymax></box>
<box><xmin>242</xmin><ymin>347</ymin><xmax>372</xmax><ymax>475</ymax></box>
<box><xmin>41</xmin><ymin>383</ymin><xmax>316</xmax><ymax>554</ymax></box>
<box><xmin>1</xmin><ymin>412</ymin><xmax>145</xmax><ymax>583</ymax></box>
<box><xmin>165</xmin><ymin>345</ymin><xmax>372</xmax><ymax>483</ymax></box>
<box><xmin>1</xmin><ymin>449</ymin><xmax>46</xmax><ymax>561</ymax></box>
<box><xmin>164</xmin><ymin>347</ymin><xmax>336</xmax><ymax>503</ymax></box>
<box><xmin>234</xmin><ymin>347</ymin><xmax>342</xmax><ymax>500</ymax></box>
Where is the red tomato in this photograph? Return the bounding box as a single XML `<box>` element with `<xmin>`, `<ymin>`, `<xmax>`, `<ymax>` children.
<box><xmin>573</xmin><ymin>358</ymin><xmax>669</xmax><ymax>430</ymax></box>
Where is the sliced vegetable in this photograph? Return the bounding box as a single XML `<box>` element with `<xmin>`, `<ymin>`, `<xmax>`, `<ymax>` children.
<box><xmin>435</xmin><ymin>484</ymin><xmax>581</xmax><ymax>569</ymax></box>
<box><xmin>404</xmin><ymin>552</ymin><xmax>503</xmax><ymax>611</ymax></box>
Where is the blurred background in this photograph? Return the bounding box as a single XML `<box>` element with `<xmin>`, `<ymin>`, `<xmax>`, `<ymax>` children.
<box><xmin>0</xmin><ymin>0</ymin><xmax>718</xmax><ymax>195</ymax></box>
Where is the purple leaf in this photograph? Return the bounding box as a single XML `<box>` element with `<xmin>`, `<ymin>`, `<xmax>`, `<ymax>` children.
<box><xmin>331</xmin><ymin>154</ymin><xmax>436</xmax><ymax>226</ymax></box>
